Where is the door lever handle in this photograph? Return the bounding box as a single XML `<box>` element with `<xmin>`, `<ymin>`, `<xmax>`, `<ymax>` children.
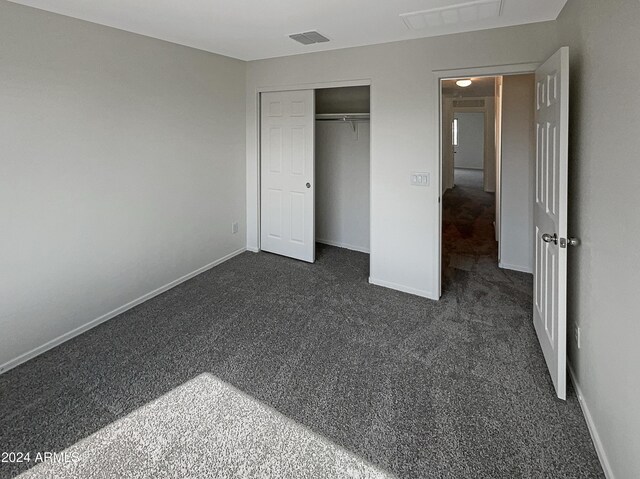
<box><xmin>542</xmin><ymin>233</ymin><xmax>558</xmax><ymax>245</ymax></box>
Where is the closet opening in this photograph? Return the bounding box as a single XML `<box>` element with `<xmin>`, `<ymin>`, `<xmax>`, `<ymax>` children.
<box><xmin>315</xmin><ymin>86</ymin><xmax>370</xmax><ymax>256</ymax></box>
<box><xmin>258</xmin><ymin>85</ymin><xmax>370</xmax><ymax>273</ymax></box>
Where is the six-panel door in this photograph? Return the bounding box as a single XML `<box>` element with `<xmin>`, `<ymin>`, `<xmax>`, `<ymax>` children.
<box><xmin>533</xmin><ymin>47</ymin><xmax>569</xmax><ymax>400</ymax></box>
<box><xmin>260</xmin><ymin>90</ymin><xmax>315</xmax><ymax>263</ymax></box>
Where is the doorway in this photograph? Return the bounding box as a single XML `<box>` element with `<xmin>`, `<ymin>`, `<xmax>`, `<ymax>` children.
<box><xmin>441</xmin><ymin>76</ymin><xmax>499</xmax><ymax>282</ymax></box>
<box><xmin>436</xmin><ymin>48</ymin><xmax>570</xmax><ymax>400</ymax></box>
<box><xmin>441</xmin><ymin>73</ymin><xmax>540</xmax><ymax>281</ymax></box>
<box><xmin>259</xmin><ymin>85</ymin><xmax>371</xmax><ymax>263</ymax></box>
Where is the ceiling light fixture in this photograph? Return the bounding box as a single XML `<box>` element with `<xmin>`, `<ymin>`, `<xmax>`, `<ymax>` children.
<box><xmin>456</xmin><ymin>79</ymin><xmax>473</xmax><ymax>87</ymax></box>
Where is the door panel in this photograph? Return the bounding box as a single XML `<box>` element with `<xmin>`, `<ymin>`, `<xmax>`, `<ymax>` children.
<box><xmin>260</xmin><ymin>90</ymin><xmax>315</xmax><ymax>263</ymax></box>
<box><xmin>533</xmin><ymin>47</ymin><xmax>569</xmax><ymax>399</ymax></box>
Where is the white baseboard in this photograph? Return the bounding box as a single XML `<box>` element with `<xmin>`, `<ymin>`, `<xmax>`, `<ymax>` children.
<box><xmin>246</xmin><ymin>246</ymin><xmax>260</xmax><ymax>253</ymax></box>
<box><xmin>368</xmin><ymin>277</ymin><xmax>436</xmax><ymax>300</ymax></box>
<box><xmin>499</xmin><ymin>261</ymin><xmax>533</xmax><ymax>274</ymax></box>
<box><xmin>0</xmin><ymin>247</ymin><xmax>246</xmax><ymax>375</ymax></box>
<box><xmin>316</xmin><ymin>238</ymin><xmax>370</xmax><ymax>254</ymax></box>
<box><xmin>567</xmin><ymin>362</ymin><xmax>615</xmax><ymax>479</ymax></box>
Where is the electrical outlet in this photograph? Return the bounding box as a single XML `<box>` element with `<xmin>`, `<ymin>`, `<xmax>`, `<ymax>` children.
<box><xmin>575</xmin><ymin>326</ymin><xmax>581</xmax><ymax>349</ymax></box>
<box><xmin>232</xmin><ymin>222</ymin><xmax>239</xmax><ymax>234</ymax></box>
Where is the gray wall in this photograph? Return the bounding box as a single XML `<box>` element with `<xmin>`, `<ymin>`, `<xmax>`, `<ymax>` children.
<box><xmin>0</xmin><ymin>2</ymin><xmax>247</xmax><ymax>370</ymax></box>
<box><xmin>557</xmin><ymin>1</ymin><xmax>640</xmax><ymax>477</ymax></box>
<box><xmin>499</xmin><ymin>74</ymin><xmax>535</xmax><ymax>273</ymax></box>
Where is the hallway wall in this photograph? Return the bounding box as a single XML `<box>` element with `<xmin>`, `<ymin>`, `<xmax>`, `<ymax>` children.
<box><xmin>454</xmin><ymin>112</ymin><xmax>485</xmax><ymax>170</ymax></box>
<box><xmin>499</xmin><ymin>74</ymin><xmax>535</xmax><ymax>274</ymax></box>
<box><xmin>557</xmin><ymin>1</ymin><xmax>640</xmax><ymax>477</ymax></box>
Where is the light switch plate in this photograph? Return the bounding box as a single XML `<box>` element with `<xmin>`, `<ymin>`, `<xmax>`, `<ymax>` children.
<box><xmin>411</xmin><ymin>172</ymin><xmax>430</xmax><ymax>186</ymax></box>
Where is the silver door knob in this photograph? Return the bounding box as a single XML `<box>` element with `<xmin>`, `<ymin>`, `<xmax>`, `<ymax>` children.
<box><xmin>560</xmin><ymin>237</ymin><xmax>580</xmax><ymax>248</ymax></box>
<box><xmin>542</xmin><ymin>233</ymin><xmax>558</xmax><ymax>245</ymax></box>
<box><xmin>306</xmin><ymin>182</ymin><xmax>311</xmax><ymax>188</ymax></box>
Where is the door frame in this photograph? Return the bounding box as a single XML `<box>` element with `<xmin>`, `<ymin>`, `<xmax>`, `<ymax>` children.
<box><xmin>433</xmin><ymin>62</ymin><xmax>541</xmax><ymax>299</ymax></box>
<box><xmin>254</xmin><ymin>78</ymin><xmax>372</xmax><ymax>259</ymax></box>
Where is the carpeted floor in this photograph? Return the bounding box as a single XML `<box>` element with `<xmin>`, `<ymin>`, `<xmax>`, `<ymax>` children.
<box><xmin>17</xmin><ymin>374</ymin><xmax>392</xmax><ymax>479</ymax></box>
<box><xmin>1</xmin><ymin>175</ymin><xmax>604</xmax><ymax>478</ymax></box>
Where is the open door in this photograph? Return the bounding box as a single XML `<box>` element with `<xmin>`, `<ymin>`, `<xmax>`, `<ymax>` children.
<box><xmin>533</xmin><ymin>47</ymin><xmax>569</xmax><ymax>399</ymax></box>
<box><xmin>260</xmin><ymin>90</ymin><xmax>315</xmax><ymax>263</ymax></box>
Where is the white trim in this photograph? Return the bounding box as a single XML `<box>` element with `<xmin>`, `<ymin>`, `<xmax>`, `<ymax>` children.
<box><xmin>369</xmin><ymin>277</ymin><xmax>436</xmax><ymax>300</ymax></box>
<box><xmin>432</xmin><ymin>62</ymin><xmax>541</xmax><ymax>77</ymax></box>
<box><xmin>246</xmin><ymin>246</ymin><xmax>260</xmax><ymax>253</ymax></box>
<box><xmin>316</xmin><ymin>239</ymin><xmax>370</xmax><ymax>254</ymax></box>
<box><xmin>568</xmin><ymin>362</ymin><xmax>615</xmax><ymax>479</ymax></box>
<box><xmin>498</xmin><ymin>261</ymin><xmax>533</xmax><ymax>274</ymax></box>
<box><xmin>433</xmin><ymin>61</ymin><xmax>542</xmax><ymax>301</ymax></box>
<box><xmin>0</xmin><ymin>247</ymin><xmax>246</xmax><ymax>375</ymax></box>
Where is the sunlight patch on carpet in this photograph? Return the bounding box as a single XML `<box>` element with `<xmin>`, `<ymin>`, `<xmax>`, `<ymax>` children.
<box><xmin>18</xmin><ymin>373</ymin><xmax>394</xmax><ymax>478</ymax></box>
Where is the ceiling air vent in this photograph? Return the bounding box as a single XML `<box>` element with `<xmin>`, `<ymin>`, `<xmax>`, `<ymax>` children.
<box><xmin>289</xmin><ymin>31</ymin><xmax>330</xmax><ymax>45</ymax></box>
<box><xmin>453</xmin><ymin>99</ymin><xmax>485</xmax><ymax>108</ymax></box>
<box><xmin>400</xmin><ymin>0</ymin><xmax>504</xmax><ymax>30</ymax></box>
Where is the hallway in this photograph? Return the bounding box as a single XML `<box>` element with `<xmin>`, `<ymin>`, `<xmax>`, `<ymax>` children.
<box><xmin>442</xmin><ymin>168</ymin><xmax>496</xmax><ymax>289</ymax></box>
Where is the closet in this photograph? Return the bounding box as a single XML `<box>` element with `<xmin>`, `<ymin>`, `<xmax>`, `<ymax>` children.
<box><xmin>315</xmin><ymin>86</ymin><xmax>370</xmax><ymax>253</ymax></box>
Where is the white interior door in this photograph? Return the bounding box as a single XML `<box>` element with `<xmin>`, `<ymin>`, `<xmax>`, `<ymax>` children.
<box><xmin>260</xmin><ymin>90</ymin><xmax>315</xmax><ymax>263</ymax></box>
<box><xmin>533</xmin><ymin>47</ymin><xmax>569</xmax><ymax>399</ymax></box>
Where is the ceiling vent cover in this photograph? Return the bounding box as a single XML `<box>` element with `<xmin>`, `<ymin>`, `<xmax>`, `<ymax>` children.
<box><xmin>400</xmin><ymin>0</ymin><xmax>504</xmax><ymax>30</ymax></box>
<box><xmin>453</xmin><ymin>99</ymin><xmax>485</xmax><ymax>108</ymax></box>
<box><xmin>289</xmin><ymin>31</ymin><xmax>330</xmax><ymax>45</ymax></box>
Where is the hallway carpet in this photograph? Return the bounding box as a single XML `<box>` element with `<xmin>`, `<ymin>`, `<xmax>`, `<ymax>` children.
<box><xmin>1</xmin><ymin>183</ymin><xmax>604</xmax><ymax>477</ymax></box>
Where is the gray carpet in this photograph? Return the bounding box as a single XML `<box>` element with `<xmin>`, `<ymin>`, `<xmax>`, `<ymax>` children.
<box><xmin>1</xmin><ymin>202</ymin><xmax>604</xmax><ymax>477</ymax></box>
<box><xmin>17</xmin><ymin>374</ymin><xmax>393</xmax><ymax>479</ymax></box>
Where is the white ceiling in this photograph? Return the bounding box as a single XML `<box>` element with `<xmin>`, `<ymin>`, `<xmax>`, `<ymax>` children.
<box><xmin>8</xmin><ymin>0</ymin><xmax>568</xmax><ymax>61</ymax></box>
<box><xmin>442</xmin><ymin>76</ymin><xmax>497</xmax><ymax>97</ymax></box>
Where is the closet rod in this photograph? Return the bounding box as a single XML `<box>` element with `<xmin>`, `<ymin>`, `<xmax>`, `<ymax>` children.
<box><xmin>315</xmin><ymin>113</ymin><xmax>370</xmax><ymax>121</ymax></box>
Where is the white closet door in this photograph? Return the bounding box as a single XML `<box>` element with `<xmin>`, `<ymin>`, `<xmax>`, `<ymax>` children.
<box><xmin>260</xmin><ymin>90</ymin><xmax>315</xmax><ymax>263</ymax></box>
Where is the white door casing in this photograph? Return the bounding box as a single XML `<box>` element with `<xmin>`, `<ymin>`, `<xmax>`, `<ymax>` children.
<box><xmin>260</xmin><ymin>90</ymin><xmax>315</xmax><ymax>263</ymax></box>
<box><xmin>533</xmin><ymin>47</ymin><xmax>569</xmax><ymax>400</ymax></box>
